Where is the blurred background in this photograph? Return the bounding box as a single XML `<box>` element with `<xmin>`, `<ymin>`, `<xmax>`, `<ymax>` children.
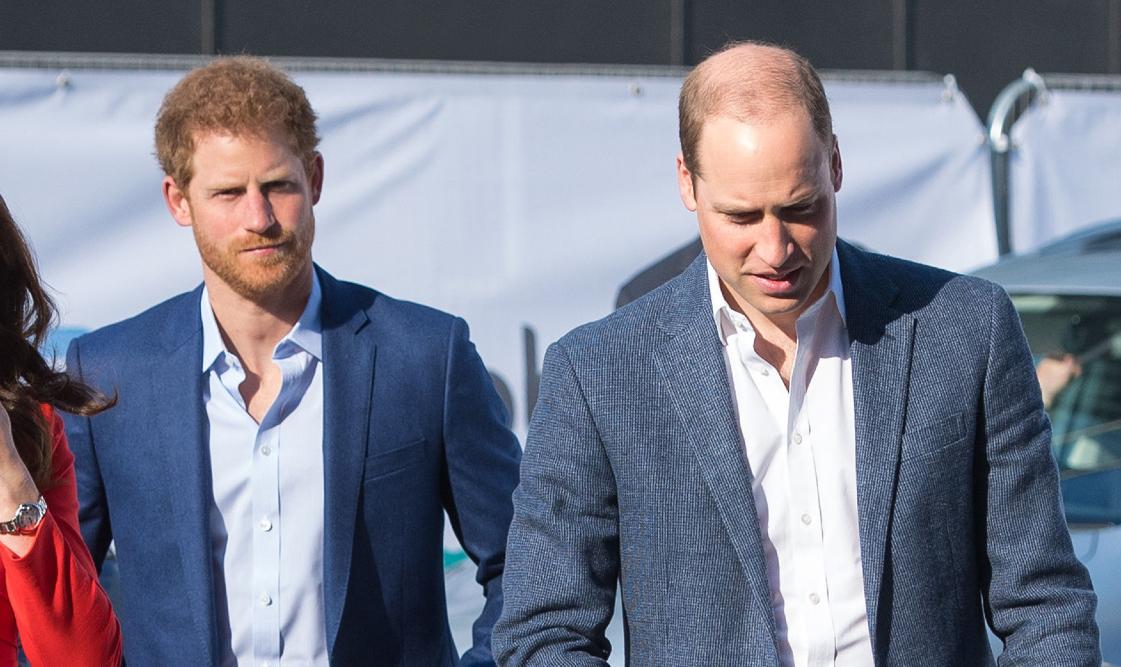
<box><xmin>3</xmin><ymin>1</ymin><xmax>1120</xmax><ymax>664</ymax></box>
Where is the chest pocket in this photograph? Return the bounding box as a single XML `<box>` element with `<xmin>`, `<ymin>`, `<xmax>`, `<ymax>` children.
<box><xmin>363</xmin><ymin>437</ymin><xmax>428</xmax><ymax>481</ymax></box>
<box><xmin>900</xmin><ymin>412</ymin><xmax>969</xmax><ymax>462</ymax></box>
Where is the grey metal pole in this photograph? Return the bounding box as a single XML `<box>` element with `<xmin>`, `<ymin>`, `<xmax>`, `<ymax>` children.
<box><xmin>670</xmin><ymin>0</ymin><xmax>687</xmax><ymax>67</ymax></box>
<box><xmin>986</xmin><ymin>70</ymin><xmax>1045</xmax><ymax>256</ymax></box>
<box><xmin>1110</xmin><ymin>0</ymin><xmax>1121</xmax><ymax>74</ymax></box>
<box><xmin>892</xmin><ymin>0</ymin><xmax>911</xmax><ymax>70</ymax></box>
<box><xmin>200</xmin><ymin>0</ymin><xmax>217</xmax><ymax>55</ymax></box>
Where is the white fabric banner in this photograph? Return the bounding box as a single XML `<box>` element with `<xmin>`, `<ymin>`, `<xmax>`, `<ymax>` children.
<box><xmin>1009</xmin><ymin>88</ymin><xmax>1121</xmax><ymax>253</ymax></box>
<box><xmin>831</xmin><ymin>79</ymin><xmax>995</xmax><ymax>269</ymax></box>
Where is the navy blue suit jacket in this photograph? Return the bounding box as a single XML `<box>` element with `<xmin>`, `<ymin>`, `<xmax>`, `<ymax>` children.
<box><xmin>495</xmin><ymin>241</ymin><xmax>1099</xmax><ymax>665</ymax></box>
<box><xmin>63</xmin><ymin>267</ymin><xmax>521</xmax><ymax>665</ymax></box>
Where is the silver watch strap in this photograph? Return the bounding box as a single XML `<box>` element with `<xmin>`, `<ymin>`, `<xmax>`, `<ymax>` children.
<box><xmin>0</xmin><ymin>496</ymin><xmax>48</xmax><ymax>535</ymax></box>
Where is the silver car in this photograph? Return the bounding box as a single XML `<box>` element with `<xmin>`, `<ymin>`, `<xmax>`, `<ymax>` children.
<box><xmin>975</xmin><ymin>221</ymin><xmax>1121</xmax><ymax>664</ymax></box>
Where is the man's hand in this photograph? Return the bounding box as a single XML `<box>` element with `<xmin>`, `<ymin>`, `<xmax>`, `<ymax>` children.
<box><xmin>1036</xmin><ymin>353</ymin><xmax>1082</xmax><ymax>409</ymax></box>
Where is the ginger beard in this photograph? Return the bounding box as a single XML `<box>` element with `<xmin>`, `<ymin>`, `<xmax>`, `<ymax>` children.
<box><xmin>169</xmin><ymin>129</ymin><xmax>322</xmax><ymax>304</ymax></box>
<box><xmin>190</xmin><ymin>205</ymin><xmax>315</xmax><ymax>302</ymax></box>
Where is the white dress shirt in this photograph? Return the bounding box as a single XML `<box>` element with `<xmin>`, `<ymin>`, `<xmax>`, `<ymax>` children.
<box><xmin>201</xmin><ymin>275</ymin><xmax>328</xmax><ymax>666</ymax></box>
<box><xmin>708</xmin><ymin>251</ymin><xmax>873</xmax><ymax>667</ymax></box>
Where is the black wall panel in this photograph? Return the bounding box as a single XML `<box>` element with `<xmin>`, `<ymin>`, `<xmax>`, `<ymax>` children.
<box><xmin>912</xmin><ymin>0</ymin><xmax>1115</xmax><ymax>114</ymax></box>
<box><xmin>0</xmin><ymin>1</ymin><xmax>201</xmax><ymax>54</ymax></box>
<box><xmin>217</xmin><ymin>0</ymin><xmax>672</xmax><ymax>65</ymax></box>
<box><xmin>686</xmin><ymin>0</ymin><xmax>897</xmax><ymax>70</ymax></box>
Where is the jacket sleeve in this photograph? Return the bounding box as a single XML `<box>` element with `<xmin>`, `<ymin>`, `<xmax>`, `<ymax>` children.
<box><xmin>492</xmin><ymin>342</ymin><xmax>617</xmax><ymax>666</ymax></box>
<box><xmin>440</xmin><ymin>317</ymin><xmax>523</xmax><ymax>667</ymax></box>
<box><xmin>0</xmin><ymin>407</ymin><xmax>122</xmax><ymax>667</ymax></box>
<box><xmin>980</xmin><ymin>284</ymin><xmax>1100</xmax><ymax>665</ymax></box>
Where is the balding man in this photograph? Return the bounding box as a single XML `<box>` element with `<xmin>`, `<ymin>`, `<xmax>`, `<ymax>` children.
<box><xmin>493</xmin><ymin>42</ymin><xmax>1098</xmax><ymax>666</ymax></box>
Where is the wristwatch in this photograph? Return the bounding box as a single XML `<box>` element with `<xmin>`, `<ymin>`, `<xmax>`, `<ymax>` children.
<box><xmin>0</xmin><ymin>496</ymin><xmax>47</xmax><ymax>535</ymax></box>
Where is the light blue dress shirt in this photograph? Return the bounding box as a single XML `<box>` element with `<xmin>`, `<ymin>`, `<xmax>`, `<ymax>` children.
<box><xmin>201</xmin><ymin>275</ymin><xmax>328</xmax><ymax>666</ymax></box>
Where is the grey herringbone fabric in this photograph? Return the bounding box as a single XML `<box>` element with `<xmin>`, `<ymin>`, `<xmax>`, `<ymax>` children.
<box><xmin>494</xmin><ymin>240</ymin><xmax>1099</xmax><ymax>666</ymax></box>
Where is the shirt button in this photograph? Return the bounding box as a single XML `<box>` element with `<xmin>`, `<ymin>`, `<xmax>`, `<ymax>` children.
<box><xmin>760</xmin><ymin>368</ymin><xmax>770</xmax><ymax>376</ymax></box>
<box><xmin>259</xmin><ymin>593</ymin><xmax>272</xmax><ymax>606</ymax></box>
<box><xmin>261</xmin><ymin>445</ymin><xmax>272</xmax><ymax>456</ymax></box>
<box><xmin>792</xmin><ymin>433</ymin><xmax>803</xmax><ymax>445</ymax></box>
<box><xmin>259</xmin><ymin>517</ymin><xmax>273</xmax><ymax>532</ymax></box>
<box><xmin>801</xmin><ymin>514</ymin><xmax>812</xmax><ymax>525</ymax></box>
<box><xmin>809</xmin><ymin>592</ymin><xmax>821</xmax><ymax>605</ymax></box>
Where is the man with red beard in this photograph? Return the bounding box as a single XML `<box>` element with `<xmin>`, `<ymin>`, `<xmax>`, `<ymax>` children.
<box><xmin>62</xmin><ymin>57</ymin><xmax>521</xmax><ymax>666</ymax></box>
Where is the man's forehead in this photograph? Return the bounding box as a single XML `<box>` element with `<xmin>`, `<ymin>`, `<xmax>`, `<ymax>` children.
<box><xmin>703</xmin><ymin>173</ymin><xmax>825</xmax><ymax>208</ymax></box>
<box><xmin>695</xmin><ymin>113</ymin><xmax>829</xmax><ymax>166</ymax></box>
<box><xmin>185</xmin><ymin>130</ymin><xmax>301</xmax><ymax>185</ymax></box>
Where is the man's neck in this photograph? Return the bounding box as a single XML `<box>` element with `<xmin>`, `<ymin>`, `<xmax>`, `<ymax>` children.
<box><xmin>722</xmin><ymin>267</ymin><xmax>831</xmax><ymax>387</ymax></box>
<box><xmin>205</xmin><ymin>266</ymin><xmax>313</xmax><ymax>376</ymax></box>
<box><xmin>744</xmin><ymin>308</ymin><xmax>799</xmax><ymax>387</ymax></box>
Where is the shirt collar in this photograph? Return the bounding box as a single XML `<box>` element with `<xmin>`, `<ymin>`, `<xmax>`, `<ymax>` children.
<box><xmin>707</xmin><ymin>246</ymin><xmax>847</xmax><ymax>346</ymax></box>
<box><xmin>200</xmin><ymin>271</ymin><xmax>324</xmax><ymax>373</ymax></box>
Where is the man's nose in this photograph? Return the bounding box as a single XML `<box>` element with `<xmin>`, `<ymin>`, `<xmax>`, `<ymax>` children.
<box><xmin>754</xmin><ymin>216</ymin><xmax>793</xmax><ymax>268</ymax></box>
<box><xmin>243</xmin><ymin>190</ymin><xmax>276</xmax><ymax>232</ymax></box>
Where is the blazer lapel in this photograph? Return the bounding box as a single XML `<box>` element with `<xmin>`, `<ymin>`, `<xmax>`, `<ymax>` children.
<box><xmin>149</xmin><ymin>286</ymin><xmax>219</xmax><ymax>664</ymax></box>
<box><xmin>653</xmin><ymin>256</ymin><xmax>780</xmax><ymax>659</ymax></box>
<box><xmin>837</xmin><ymin>240</ymin><xmax>915</xmax><ymax>657</ymax></box>
<box><xmin>318</xmin><ymin>267</ymin><xmax>377</xmax><ymax>654</ymax></box>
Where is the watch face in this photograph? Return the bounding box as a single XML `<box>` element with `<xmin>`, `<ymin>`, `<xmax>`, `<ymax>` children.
<box><xmin>15</xmin><ymin>504</ymin><xmax>43</xmax><ymax>531</ymax></box>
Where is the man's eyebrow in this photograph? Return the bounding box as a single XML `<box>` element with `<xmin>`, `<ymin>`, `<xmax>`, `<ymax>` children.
<box><xmin>205</xmin><ymin>183</ymin><xmax>243</xmax><ymax>192</ymax></box>
<box><xmin>713</xmin><ymin>203</ymin><xmax>761</xmax><ymax>216</ymax></box>
<box><xmin>712</xmin><ymin>194</ymin><xmax>819</xmax><ymax>215</ymax></box>
<box><xmin>781</xmin><ymin>190</ymin><xmax>825</xmax><ymax>208</ymax></box>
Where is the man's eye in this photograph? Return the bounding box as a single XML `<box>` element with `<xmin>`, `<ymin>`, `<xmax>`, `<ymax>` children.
<box><xmin>267</xmin><ymin>181</ymin><xmax>297</xmax><ymax>193</ymax></box>
<box><xmin>786</xmin><ymin>203</ymin><xmax>817</xmax><ymax>218</ymax></box>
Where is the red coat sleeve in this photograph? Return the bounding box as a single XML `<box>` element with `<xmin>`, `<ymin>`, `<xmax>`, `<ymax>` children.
<box><xmin>0</xmin><ymin>406</ymin><xmax>122</xmax><ymax>666</ymax></box>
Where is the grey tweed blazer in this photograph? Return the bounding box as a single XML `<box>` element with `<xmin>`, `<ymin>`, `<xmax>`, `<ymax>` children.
<box><xmin>494</xmin><ymin>240</ymin><xmax>1099</xmax><ymax>666</ymax></box>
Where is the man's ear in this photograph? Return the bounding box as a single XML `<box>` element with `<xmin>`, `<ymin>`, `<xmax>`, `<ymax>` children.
<box><xmin>676</xmin><ymin>153</ymin><xmax>698</xmax><ymax>212</ymax></box>
<box><xmin>830</xmin><ymin>134</ymin><xmax>843</xmax><ymax>193</ymax></box>
<box><xmin>308</xmin><ymin>152</ymin><xmax>325</xmax><ymax>205</ymax></box>
<box><xmin>163</xmin><ymin>176</ymin><xmax>193</xmax><ymax>228</ymax></box>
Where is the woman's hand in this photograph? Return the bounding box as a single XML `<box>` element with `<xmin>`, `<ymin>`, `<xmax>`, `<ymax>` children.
<box><xmin>0</xmin><ymin>406</ymin><xmax>43</xmax><ymax>555</ymax></box>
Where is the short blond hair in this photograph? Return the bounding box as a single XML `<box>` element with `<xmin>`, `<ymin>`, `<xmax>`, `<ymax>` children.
<box><xmin>678</xmin><ymin>40</ymin><xmax>832</xmax><ymax>176</ymax></box>
<box><xmin>155</xmin><ymin>56</ymin><xmax>320</xmax><ymax>188</ymax></box>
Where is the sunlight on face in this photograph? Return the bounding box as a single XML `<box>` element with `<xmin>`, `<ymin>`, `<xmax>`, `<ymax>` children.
<box><xmin>678</xmin><ymin>112</ymin><xmax>842</xmax><ymax>332</ymax></box>
<box><xmin>180</xmin><ymin>131</ymin><xmax>319</xmax><ymax>302</ymax></box>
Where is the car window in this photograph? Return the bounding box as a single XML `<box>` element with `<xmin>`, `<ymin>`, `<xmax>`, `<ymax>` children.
<box><xmin>1013</xmin><ymin>293</ymin><xmax>1121</xmax><ymax>525</ymax></box>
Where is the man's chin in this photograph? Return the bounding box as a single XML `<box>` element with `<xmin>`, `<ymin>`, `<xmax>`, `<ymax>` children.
<box><xmin>211</xmin><ymin>259</ymin><xmax>309</xmax><ymax>303</ymax></box>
